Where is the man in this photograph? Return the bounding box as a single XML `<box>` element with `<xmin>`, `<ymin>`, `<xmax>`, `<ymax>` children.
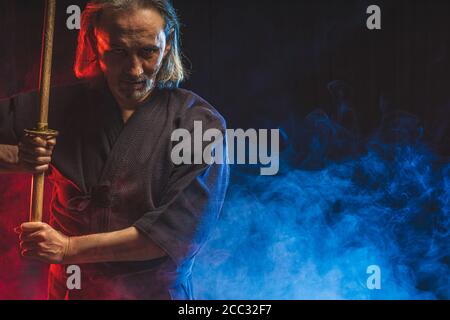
<box><xmin>0</xmin><ymin>0</ymin><xmax>229</xmax><ymax>300</ymax></box>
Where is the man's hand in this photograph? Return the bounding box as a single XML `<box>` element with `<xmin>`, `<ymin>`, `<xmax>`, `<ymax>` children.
<box><xmin>15</xmin><ymin>222</ymin><xmax>69</xmax><ymax>264</ymax></box>
<box><xmin>0</xmin><ymin>145</ymin><xmax>20</xmax><ymax>172</ymax></box>
<box><xmin>18</xmin><ymin>135</ymin><xmax>56</xmax><ymax>173</ymax></box>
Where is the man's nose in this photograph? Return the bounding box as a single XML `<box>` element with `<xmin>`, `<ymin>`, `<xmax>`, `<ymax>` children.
<box><xmin>125</xmin><ymin>55</ymin><xmax>144</xmax><ymax>77</ymax></box>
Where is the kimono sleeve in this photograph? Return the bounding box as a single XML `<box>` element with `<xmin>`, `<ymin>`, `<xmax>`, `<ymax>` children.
<box><xmin>0</xmin><ymin>91</ymin><xmax>39</xmax><ymax>144</ymax></box>
<box><xmin>133</xmin><ymin>104</ymin><xmax>230</xmax><ymax>270</ymax></box>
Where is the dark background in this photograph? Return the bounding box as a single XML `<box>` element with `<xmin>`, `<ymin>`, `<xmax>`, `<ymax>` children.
<box><xmin>0</xmin><ymin>0</ymin><xmax>449</xmax><ymax>149</ymax></box>
<box><xmin>0</xmin><ymin>0</ymin><xmax>449</xmax><ymax>299</ymax></box>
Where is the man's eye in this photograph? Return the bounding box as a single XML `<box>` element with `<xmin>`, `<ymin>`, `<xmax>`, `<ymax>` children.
<box><xmin>110</xmin><ymin>48</ymin><xmax>126</xmax><ymax>55</ymax></box>
<box><xmin>141</xmin><ymin>48</ymin><xmax>157</xmax><ymax>56</ymax></box>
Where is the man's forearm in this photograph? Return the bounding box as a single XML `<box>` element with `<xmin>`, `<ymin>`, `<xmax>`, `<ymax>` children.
<box><xmin>64</xmin><ymin>226</ymin><xmax>167</xmax><ymax>264</ymax></box>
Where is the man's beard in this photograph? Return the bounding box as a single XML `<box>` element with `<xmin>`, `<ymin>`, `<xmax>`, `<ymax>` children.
<box><xmin>119</xmin><ymin>75</ymin><xmax>155</xmax><ymax>102</ymax></box>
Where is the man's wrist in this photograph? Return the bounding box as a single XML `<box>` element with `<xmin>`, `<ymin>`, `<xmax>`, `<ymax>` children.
<box><xmin>62</xmin><ymin>236</ymin><xmax>72</xmax><ymax>264</ymax></box>
<box><xmin>61</xmin><ymin>233</ymin><xmax>105</xmax><ymax>264</ymax></box>
<box><xmin>62</xmin><ymin>235</ymin><xmax>81</xmax><ymax>264</ymax></box>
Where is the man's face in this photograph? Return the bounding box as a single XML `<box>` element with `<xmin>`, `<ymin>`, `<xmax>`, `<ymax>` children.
<box><xmin>95</xmin><ymin>8</ymin><xmax>171</xmax><ymax>109</ymax></box>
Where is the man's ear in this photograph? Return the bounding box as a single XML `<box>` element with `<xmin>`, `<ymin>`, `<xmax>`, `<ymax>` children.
<box><xmin>164</xmin><ymin>28</ymin><xmax>174</xmax><ymax>57</ymax></box>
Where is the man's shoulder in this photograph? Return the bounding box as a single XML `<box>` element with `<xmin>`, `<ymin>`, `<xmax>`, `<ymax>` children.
<box><xmin>166</xmin><ymin>87</ymin><xmax>208</xmax><ymax>105</ymax></box>
<box><xmin>165</xmin><ymin>88</ymin><xmax>226</xmax><ymax>129</ymax></box>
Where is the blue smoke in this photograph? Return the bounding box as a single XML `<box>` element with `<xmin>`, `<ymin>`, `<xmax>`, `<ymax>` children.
<box><xmin>192</xmin><ymin>88</ymin><xmax>449</xmax><ymax>300</ymax></box>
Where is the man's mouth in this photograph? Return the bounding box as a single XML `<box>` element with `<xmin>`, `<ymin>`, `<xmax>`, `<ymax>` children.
<box><xmin>121</xmin><ymin>80</ymin><xmax>147</xmax><ymax>89</ymax></box>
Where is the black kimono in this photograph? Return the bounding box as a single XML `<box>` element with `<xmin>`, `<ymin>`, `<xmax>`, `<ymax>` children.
<box><xmin>0</xmin><ymin>82</ymin><xmax>229</xmax><ymax>300</ymax></box>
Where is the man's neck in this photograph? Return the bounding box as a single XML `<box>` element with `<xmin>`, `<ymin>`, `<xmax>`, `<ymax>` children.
<box><xmin>116</xmin><ymin>90</ymin><xmax>155</xmax><ymax>124</ymax></box>
<box><xmin>121</xmin><ymin>109</ymin><xmax>135</xmax><ymax>124</ymax></box>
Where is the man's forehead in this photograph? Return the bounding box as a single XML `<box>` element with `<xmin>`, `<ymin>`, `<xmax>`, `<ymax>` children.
<box><xmin>97</xmin><ymin>7</ymin><xmax>165</xmax><ymax>40</ymax></box>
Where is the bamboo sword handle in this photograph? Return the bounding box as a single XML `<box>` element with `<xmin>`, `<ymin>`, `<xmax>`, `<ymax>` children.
<box><xmin>26</xmin><ymin>0</ymin><xmax>58</xmax><ymax>222</ymax></box>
